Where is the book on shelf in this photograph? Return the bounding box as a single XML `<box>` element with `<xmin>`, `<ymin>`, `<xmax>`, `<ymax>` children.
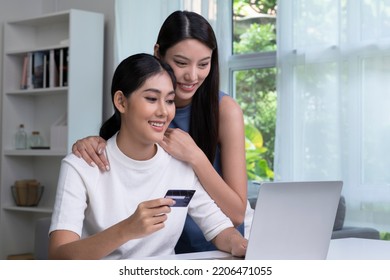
<box><xmin>43</xmin><ymin>53</ymin><xmax>48</xmax><ymax>88</ymax></box>
<box><xmin>53</xmin><ymin>47</ymin><xmax>68</xmax><ymax>87</ymax></box>
<box><xmin>49</xmin><ymin>49</ymin><xmax>59</xmax><ymax>88</ymax></box>
<box><xmin>20</xmin><ymin>52</ymin><xmax>33</xmax><ymax>90</ymax></box>
<box><xmin>20</xmin><ymin>54</ymin><xmax>29</xmax><ymax>89</ymax></box>
<box><xmin>20</xmin><ymin>47</ymin><xmax>68</xmax><ymax>90</ymax></box>
<box><xmin>58</xmin><ymin>47</ymin><xmax>68</xmax><ymax>87</ymax></box>
<box><xmin>62</xmin><ymin>47</ymin><xmax>68</xmax><ymax>87</ymax></box>
<box><xmin>32</xmin><ymin>51</ymin><xmax>45</xmax><ymax>88</ymax></box>
<box><xmin>59</xmin><ymin>48</ymin><xmax>63</xmax><ymax>86</ymax></box>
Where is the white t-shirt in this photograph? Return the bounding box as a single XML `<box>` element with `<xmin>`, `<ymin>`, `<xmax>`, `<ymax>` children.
<box><xmin>49</xmin><ymin>133</ymin><xmax>233</xmax><ymax>259</ymax></box>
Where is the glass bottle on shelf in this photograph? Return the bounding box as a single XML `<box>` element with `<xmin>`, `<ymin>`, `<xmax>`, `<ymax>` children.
<box><xmin>15</xmin><ymin>124</ymin><xmax>27</xmax><ymax>149</ymax></box>
<box><xmin>29</xmin><ymin>131</ymin><xmax>43</xmax><ymax>148</ymax></box>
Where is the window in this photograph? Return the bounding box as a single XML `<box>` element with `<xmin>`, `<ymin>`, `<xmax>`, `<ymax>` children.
<box><xmin>276</xmin><ymin>0</ymin><xmax>390</xmax><ymax>233</ymax></box>
<box><xmin>231</xmin><ymin>0</ymin><xmax>277</xmax><ymax>181</ymax></box>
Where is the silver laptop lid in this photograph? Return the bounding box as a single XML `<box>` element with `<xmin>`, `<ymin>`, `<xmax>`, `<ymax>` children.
<box><xmin>246</xmin><ymin>181</ymin><xmax>343</xmax><ymax>260</ymax></box>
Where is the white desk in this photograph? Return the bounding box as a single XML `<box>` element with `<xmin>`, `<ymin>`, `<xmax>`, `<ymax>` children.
<box><xmin>144</xmin><ymin>250</ymin><xmax>233</xmax><ymax>260</ymax></box>
<box><xmin>327</xmin><ymin>238</ymin><xmax>390</xmax><ymax>260</ymax></box>
<box><xmin>145</xmin><ymin>238</ymin><xmax>390</xmax><ymax>260</ymax></box>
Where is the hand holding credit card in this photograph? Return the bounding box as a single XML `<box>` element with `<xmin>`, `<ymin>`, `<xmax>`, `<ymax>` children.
<box><xmin>164</xmin><ymin>189</ymin><xmax>196</xmax><ymax>207</ymax></box>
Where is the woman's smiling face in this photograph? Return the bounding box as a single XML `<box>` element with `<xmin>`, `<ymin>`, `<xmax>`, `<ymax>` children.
<box><xmin>162</xmin><ymin>39</ymin><xmax>212</xmax><ymax>108</ymax></box>
<box><xmin>119</xmin><ymin>72</ymin><xmax>176</xmax><ymax>146</ymax></box>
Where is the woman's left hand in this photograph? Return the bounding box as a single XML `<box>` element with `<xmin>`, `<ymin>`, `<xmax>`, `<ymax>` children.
<box><xmin>159</xmin><ymin>128</ymin><xmax>199</xmax><ymax>163</ymax></box>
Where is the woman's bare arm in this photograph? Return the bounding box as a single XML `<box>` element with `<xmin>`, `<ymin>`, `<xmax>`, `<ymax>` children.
<box><xmin>49</xmin><ymin>198</ymin><xmax>174</xmax><ymax>259</ymax></box>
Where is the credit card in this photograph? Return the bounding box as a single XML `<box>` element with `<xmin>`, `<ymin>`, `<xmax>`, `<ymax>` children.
<box><xmin>164</xmin><ymin>189</ymin><xmax>196</xmax><ymax>207</ymax></box>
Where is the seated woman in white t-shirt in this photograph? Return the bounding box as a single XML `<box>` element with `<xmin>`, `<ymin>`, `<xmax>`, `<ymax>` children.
<box><xmin>48</xmin><ymin>53</ymin><xmax>247</xmax><ymax>260</ymax></box>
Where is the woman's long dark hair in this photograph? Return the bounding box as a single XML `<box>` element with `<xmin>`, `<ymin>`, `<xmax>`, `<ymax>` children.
<box><xmin>156</xmin><ymin>11</ymin><xmax>219</xmax><ymax>164</ymax></box>
<box><xmin>99</xmin><ymin>53</ymin><xmax>176</xmax><ymax>140</ymax></box>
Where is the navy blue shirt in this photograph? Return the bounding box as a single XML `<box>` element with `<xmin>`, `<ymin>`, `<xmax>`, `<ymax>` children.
<box><xmin>171</xmin><ymin>92</ymin><xmax>244</xmax><ymax>253</ymax></box>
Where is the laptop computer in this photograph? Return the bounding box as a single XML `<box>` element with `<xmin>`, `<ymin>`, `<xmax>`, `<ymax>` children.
<box><xmin>144</xmin><ymin>180</ymin><xmax>342</xmax><ymax>260</ymax></box>
<box><xmin>245</xmin><ymin>180</ymin><xmax>343</xmax><ymax>260</ymax></box>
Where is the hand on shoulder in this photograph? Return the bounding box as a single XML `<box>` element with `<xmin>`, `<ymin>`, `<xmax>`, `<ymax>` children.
<box><xmin>72</xmin><ymin>136</ymin><xmax>110</xmax><ymax>172</ymax></box>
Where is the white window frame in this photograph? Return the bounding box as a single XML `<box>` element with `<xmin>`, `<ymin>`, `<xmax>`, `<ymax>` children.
<box><xmin>215</xmin><ymin>1</ymin><xmax>277</xmax><ymax>98</ymax></box>
<box><xmin>228</xmin><ymin>51</ymin><xmax>276</xmax><ymax>99</ymax></box>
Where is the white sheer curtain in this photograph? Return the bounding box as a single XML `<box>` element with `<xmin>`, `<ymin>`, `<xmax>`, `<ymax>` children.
<box><xmin>276</xmin><ymin>0</ymin><xmax>390</xmax><ymax>231</ymax></box>
<box><xmin>114</xmin><ymin>0</ymin><xmax>183</xmax><ymax>64</ymax></box>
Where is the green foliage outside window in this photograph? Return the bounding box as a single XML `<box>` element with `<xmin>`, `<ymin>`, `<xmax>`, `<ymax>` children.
<box><xmin>380</xmin><ymin>232</ymin><xmax>390</xmax><ymax>240</ymax></box>
<box><xmin>233</xmin><ymin>0</ymin><xmax>277</xmax><ymax>181</ymax></box>
<box><xmin>245</xmin><ymin>123</ymin><xmax>274</xmax><ymax>180</ymax></box>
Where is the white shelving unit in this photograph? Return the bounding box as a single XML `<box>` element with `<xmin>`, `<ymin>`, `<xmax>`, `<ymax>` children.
<box><xmin>0</xmin><ymin>9</ymin><xmax>104</xmax><ymax>259</ymax></box>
